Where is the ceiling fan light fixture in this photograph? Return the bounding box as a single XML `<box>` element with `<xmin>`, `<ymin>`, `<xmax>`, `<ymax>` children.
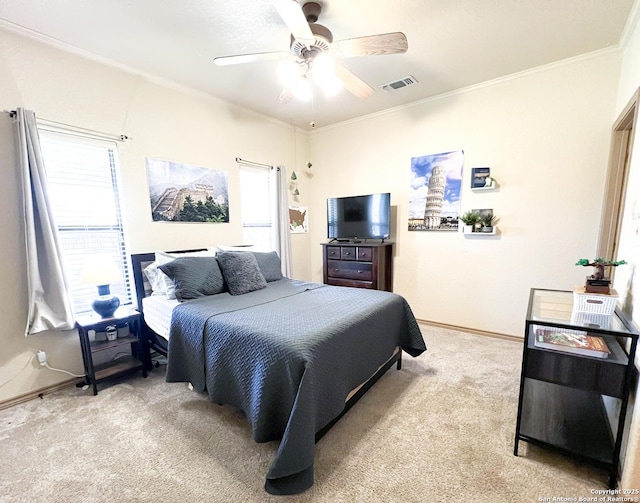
<box><xmin>311</xmin><ymin>53</ymin><xmax>335</xmax><ymax>80</ymax></box>
<box><xmin>292</xmin><ymin>76</ymin><xmax>312</xmax><ymax>101</ymax></box>
<box><xmin>277</xmin><ymin>60</ymin><xmax>301</xmax><ymax>86</ymax></box>
<box><xmin>309</xmin><ymin>53</ymin><xmax>342</xmax><ymax>97</ymax></box>
<box><xmin>322</xmin><ymin>74</ymin><xmax>343</xmax><ymax>97</ymax></box>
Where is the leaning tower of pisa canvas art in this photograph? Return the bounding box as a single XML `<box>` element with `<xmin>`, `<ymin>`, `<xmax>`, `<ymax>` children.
<box><xmin>408</xmin><ymin>150</ymin><xmax>463</xmax><ymax>231</ymax></box>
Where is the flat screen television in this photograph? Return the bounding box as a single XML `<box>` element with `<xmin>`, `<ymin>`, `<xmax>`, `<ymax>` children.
<box><xmin>327</xmin><ymin>193</ymin><xmax>391</xmax><ymax>241</ymax></box>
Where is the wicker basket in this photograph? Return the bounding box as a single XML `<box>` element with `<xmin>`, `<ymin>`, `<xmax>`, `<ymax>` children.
<box><xmin>573</xmin><ymin>286</ymin><xmax>618</xmax><ymax>316</ymax></box>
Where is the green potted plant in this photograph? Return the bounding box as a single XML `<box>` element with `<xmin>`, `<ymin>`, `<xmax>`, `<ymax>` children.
<box><xmin>480</xmin><ymin>213</ymin><xmax>498</xmax><ymax>233</ymax></box>
<box><xmin>459</xmin><ymin>211</ymin><xmax>480</xmax><ymax>233</ymax></box>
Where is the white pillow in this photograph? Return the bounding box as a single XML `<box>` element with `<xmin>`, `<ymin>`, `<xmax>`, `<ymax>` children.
<box><xmin>149</xmin><ymin>250</ymin><xmax>216</xmax><ymax>298</ymax></box>
<box><xmin>215</xmin><ymin>244</ymin><xmax>255</xmax><ymax>252</ymax></box>
<box><xmin>143</xmin><ymin>262</ymin><xmax>165</xmax><ymax>294</ymax></box>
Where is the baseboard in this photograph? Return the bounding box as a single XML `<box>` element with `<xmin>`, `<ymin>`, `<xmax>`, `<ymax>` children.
<box><xmin>0</xmin><ymin>378</ymin><xmax>82</xmax><ymax>411</ymax></box>
<box><xmin>416</xmin><ymin>318</ymin><xmax>522</xmax><ymax>343</ymax></box>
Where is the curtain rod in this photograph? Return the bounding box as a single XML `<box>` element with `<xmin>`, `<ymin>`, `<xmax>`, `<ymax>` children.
<box><xmin>5</xmin><ymin>110</ymin><xmax>130</xmax><ymax>142</ymax></box>
<box><xmin>236</xmin><ymin>157</ymin><xmax>275</xmax><ymax>170</ymax></box>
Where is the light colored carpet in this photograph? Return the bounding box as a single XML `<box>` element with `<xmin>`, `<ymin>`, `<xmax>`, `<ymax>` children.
<box><xmin>0</xmin><ymin>324</ymin><xmax>607</xmax><ymax>502</ymax></box>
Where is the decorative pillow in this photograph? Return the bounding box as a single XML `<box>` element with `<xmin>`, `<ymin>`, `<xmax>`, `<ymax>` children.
<box><xmin>151</xmin><ymin>250</ymin><xmax>216</xmax><ymax>298</ymax></box>
<box><xmin>250</xmin><ymin>251</ymin><xmax>284</xmax><ymax>282</ymax></box>
<box><xmin>158</xmin><ymin>256</ymin><xmax>226</xmax><ymax>301</ymax></box>
<box><xmin>143</xmin><ymin>262</ymin><xmax>165</xmax><ymax>294</ymax></box>
<box><xmin>216</xmin><ymin>251</ymin><xmax>267</xmax><ymax>295</ymax></box>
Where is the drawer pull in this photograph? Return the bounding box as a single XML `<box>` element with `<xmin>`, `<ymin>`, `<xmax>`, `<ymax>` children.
<box><xmin>344</xmin><ymin>252</ymin><xmax>351</xmax><ymax>255</ymax></box>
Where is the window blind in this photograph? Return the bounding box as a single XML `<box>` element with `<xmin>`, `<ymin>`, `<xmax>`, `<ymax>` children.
<box><xmin>39</xmin><ymin>131</ymin><xmax>132</xmax><ymax>315</ymax></box>
<box><xmin>239</xmin><ymin>166</ymin><xmax>277</xmax><ymax>251</ymax></box>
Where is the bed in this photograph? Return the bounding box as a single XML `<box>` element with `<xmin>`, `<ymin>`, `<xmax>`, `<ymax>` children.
<box><xmin>131</xmin><ymin>249</ymin><xmax>426</xmax><ymax>495</ymax></box>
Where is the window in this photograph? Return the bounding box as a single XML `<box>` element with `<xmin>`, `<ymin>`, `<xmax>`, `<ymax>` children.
<box><xmin>239</xmin><ymin>165</ymin><xmax>277</xmax><ymax>251</ymax></box>
<box><xmin>39</xmin><ymin>131</ymin><xmax>132</xmax><ymax>315</ymax></box>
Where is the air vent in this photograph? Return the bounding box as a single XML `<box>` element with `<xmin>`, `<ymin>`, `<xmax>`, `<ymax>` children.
<box><xmin>380</xmin><ymin>75</ymin><xmax>418</xmax><ymax>92</ymax></box>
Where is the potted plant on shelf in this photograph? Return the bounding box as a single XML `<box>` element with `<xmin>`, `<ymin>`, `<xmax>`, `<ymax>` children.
<box><xmin>459</xmin><ymin>211</ymin><xmax>480</xmax><ymax>233</ymax></box>
<box><xmin>481</xmin><ymin>213</ymin><xmax>498</xmax><ymax>233</ymax></box>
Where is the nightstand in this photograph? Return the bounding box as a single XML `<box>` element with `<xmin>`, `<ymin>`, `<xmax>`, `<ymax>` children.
<box><xmin>76</xmin><ymin>307</ymin><xmax>148</xmax><ymax>395</ymax></box>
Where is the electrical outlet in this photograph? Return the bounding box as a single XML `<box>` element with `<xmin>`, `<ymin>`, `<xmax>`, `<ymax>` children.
<box><xmin>37</xmin><ymin>350</ymin><xmax>47</xmax><ymax>366</ymax></box>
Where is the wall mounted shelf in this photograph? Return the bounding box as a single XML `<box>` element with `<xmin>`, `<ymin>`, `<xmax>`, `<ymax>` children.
<box><xmin>471</xmin><ymin>182</ymin><xmax>499</xmax><ymax>192</ymax></box>
<box><xmin>463</xmin><ymin>227</ymin><xmax>498</xmax><ymax>236</ymax></box>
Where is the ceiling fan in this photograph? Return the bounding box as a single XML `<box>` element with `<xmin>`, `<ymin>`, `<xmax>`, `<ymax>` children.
<box><xmin>213</xmin><ymin>0</ymin><xmax>408</xmax><ymax>103</ymax></box>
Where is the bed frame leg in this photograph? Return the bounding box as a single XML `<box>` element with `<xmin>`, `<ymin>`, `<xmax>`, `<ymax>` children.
<box><xmin>396</xmin><ymin>350</ymin><xmax>402</xmax><ymax>370</ymax></box>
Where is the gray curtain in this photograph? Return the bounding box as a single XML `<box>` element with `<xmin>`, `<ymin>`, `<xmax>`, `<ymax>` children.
<box><xmin>16</xmin><ymin>108</ymin><xmax>74</xmax><ymax>335</ymax></box>
<box><xmin>276</xmin><ymin>165</ymin><xmax>293</xmax><ymax>277</ymax></box>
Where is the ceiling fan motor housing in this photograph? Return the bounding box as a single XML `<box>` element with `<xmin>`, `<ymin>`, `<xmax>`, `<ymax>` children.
<box><xmin>290</xmin><ymin>23</ymin><xmax>333</xmax><ymax>57</ymax></box>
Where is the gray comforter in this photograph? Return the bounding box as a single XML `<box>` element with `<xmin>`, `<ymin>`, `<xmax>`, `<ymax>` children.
<box><xmin>165</xmin><ymin>279</ymin><xmax>425</xmax><ymax>495</ymax></box>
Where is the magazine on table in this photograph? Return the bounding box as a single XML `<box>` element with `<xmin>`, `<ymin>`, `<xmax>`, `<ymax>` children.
<box><xmin>533</xmin><ymin>328</ymin><xmax>610</xmax><ymax>358</ymax></box>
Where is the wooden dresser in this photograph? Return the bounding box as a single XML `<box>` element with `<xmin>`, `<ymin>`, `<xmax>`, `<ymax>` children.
<box><xmin>321</xmin><ymin>242</ymin><xmax>393</xmax><ymax>291</ymax></box>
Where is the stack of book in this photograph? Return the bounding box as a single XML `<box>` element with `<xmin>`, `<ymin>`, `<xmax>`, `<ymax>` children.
<box><xmin>533</xmin><ymin>328</ymin><xmax>610</xmax><ymax>358</ymax></box>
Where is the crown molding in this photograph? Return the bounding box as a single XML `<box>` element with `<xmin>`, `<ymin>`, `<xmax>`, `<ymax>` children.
<box><xmin>0</xmin><ymin>18</ymin><xmax>298</xmax><ymax>132</ymax></box>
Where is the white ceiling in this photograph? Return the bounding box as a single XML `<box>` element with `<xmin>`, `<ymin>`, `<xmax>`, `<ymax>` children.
<box><xmin>0</xmin><ymin>0</ymin><xmax>635</xmax><ymax>130</ymax></box>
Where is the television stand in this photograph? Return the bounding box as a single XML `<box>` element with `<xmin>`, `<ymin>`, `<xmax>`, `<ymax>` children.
<box><xmin>321</xmin><ymin>242</ymin><xmax>393</xmax><ymax>291</ymax></box>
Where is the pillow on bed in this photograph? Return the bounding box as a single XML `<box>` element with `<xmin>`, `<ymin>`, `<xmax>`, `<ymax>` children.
<box><xmin>149</xmin><ymin>250</ymin><xmax>215</xmax><ymax>298</ymax></box>
<box><xmin>158</xmin><ymin>256</ymin><xmax>226</xmax><ymax>301</ymax></box>
<box><xmin>212</xmin><ymin>249</ymin><xmax>283</xmax><ymax>282</ymax></box>
<box><xmin>216</xmin><ymin>251</ymin><xmax>267</xmax><ymax>295</ymax></box>
<box><xmin>143</xmin><ymin>262</ymin><xmax>165</xmax><ymax>295</ymax></box>
<box><xmin>214</xmin><ymin>244</ymin><xmax>254</xmax><ymax>252</ymax></box>
<box><xmin>250</xmin><ymin>251</ymin><xmax>284</xmax><ymax>282</ymax></box>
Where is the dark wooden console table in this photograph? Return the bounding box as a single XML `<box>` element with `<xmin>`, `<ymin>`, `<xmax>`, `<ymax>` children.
<box><xmin>514</xmin><ymin>288</ymin><xmax>638</xmax><ymax>488</ymax></box>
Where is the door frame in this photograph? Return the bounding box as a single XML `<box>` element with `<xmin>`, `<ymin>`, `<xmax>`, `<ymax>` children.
<box><xmin>597</xmin><ymin>88</ymin><xmax>640</xmax><ymax>260</ymax></box>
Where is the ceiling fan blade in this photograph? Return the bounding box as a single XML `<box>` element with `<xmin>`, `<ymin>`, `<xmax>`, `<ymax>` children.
<box><xmin>332</xmin><ymin>32</ymin><xmax>408</xmax><ymax>58</ymax></box>
<box><xmin>269</xmin><ymin>0</ymin><xmax>315</xmax><ymax>47</ymax></box>
<box><xmin>214</xmin><ymin>51</ymin><xmax>290</xmax><ymax>66</ymax></box>
<box><xmin>334</xmin><ymin>64</ymin><xmax>374</xmax><ymax>99</ymax></box>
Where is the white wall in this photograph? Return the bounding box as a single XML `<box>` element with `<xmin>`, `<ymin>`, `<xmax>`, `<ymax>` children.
<box><xmin>0</xmin><ymin>28</ymin><xmax>313</xmax><ymax>403</ymax></box>
<box><xmin>308</xmin><ymin>51</ymin><xmax>622</xmax><ymax>337</ymax></box>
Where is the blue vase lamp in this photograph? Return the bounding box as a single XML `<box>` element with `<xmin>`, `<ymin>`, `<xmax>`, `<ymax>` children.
<box><xmin>92</xmin><ymin>284</ymin><xmax>120</xmax><ymax>318</ymax></box>
<box><xmin>81</xmin><ymin>254</ymin><xmax>121</xmax><ymax>318</ymax></box>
